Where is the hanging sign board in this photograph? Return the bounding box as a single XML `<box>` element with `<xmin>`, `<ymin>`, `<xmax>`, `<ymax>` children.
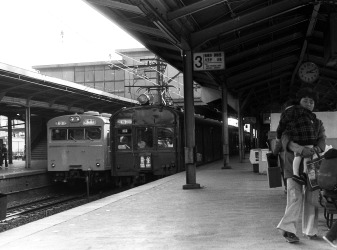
<box><xmin>193</xmin><ymin>52</ymin><xmax>225</xmax><ymax>71</ymax></box>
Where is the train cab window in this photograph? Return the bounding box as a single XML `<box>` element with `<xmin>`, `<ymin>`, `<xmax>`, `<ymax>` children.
<box><xmin>157</xmin><ymin>127</ymin><xmax>174</xmax><ymax>149</ymax></box>
<box><xmin>136</xmin><ymin>127</ymin><xmax>153</xmax><ymax>149</ymax></box>
<box><xmin>117</xmin><ymin>135</ymin><xmax>131</xmax><ymax>150</ymax></box>
<box><xmin>51</xmin><ymin>129</ymin><xmax>67</xmax><ymax>140</ymax></box>
<box><xmin>85</xmin><ymin>127</ymin><xmax>101</xmax><ymax>140</ymax></box>
<box><xmin>68</xmin><ymin>128</ymin><xmax>84</xmax><ymax>140</ymax></box>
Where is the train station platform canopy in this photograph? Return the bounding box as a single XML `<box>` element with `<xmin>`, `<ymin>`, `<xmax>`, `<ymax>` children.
<box><xmin>85</xmin><ymin>0</ymin><xmax>337</xmax><ymax>116</ymax></box>
<box><xmin>0</xmin><ymin>63</ymin><xmax>138</xmax><ymax>119</ymax></box>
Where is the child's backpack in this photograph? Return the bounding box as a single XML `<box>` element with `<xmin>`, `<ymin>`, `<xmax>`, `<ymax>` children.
<box><xmin>317</xmin><ymin>148</ymin><xmax>337</xmax><ymax>190</ymax></box>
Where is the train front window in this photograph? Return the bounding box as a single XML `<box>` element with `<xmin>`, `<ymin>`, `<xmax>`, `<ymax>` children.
<box><xmin>68</xmin><ymin>128</ymin><xmax>84</xmax><ymax>140</ymax></box>
<box><xmin>51</xmin><ymin>129</ymin><xmax>67</xmax><ymax>140</ymax></box>
<box><xmin>157</xmin><ymin>127</ymin><xmax>174</xmax><ymax>149</ymax></box>
<box><xmin>136</xmin><ymin>127</ymin><xmax>153</xmax><ymax>149</ymax></box>
<box><xmin>85</xmin><ymin>127</ymin><xmax>101</xmax><ymax>140</ymax></box>
<box><xmin>117</xmin><ymin>135</ymin><xmax>132</xmax><ymax>150</ymax></box>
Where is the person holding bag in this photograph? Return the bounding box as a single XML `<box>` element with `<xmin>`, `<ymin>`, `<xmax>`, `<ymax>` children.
<box><xmin>276</xmin><ymin>88</ymin><xmax>326</xmax><ymax>243</ymax></box>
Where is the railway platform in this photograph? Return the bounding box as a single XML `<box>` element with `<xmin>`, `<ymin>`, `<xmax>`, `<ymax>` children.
<box><xmin>0</xmin><ymin>157</ymin><xmax>332</xmax><ymax>250</ymax></box>
<box><xmin>0</xmin><ymin>159</ymin><xmax>47</xmax><ymax>176</ymax></box>
<box><xmin>0</xmin><ymin>160</ymin><xmax>48</xmax><ymax>194</ymax></box>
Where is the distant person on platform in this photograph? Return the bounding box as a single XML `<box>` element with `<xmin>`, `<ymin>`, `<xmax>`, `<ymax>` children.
<box><xmin>0</xmin><ymin>144</ymin><xmax>2</xmax><ymax>169</ymax></box>
<box><xmin>2</xmin><ymin>144</ymin><xmax>8</xmax><ymax>168</ymax></box>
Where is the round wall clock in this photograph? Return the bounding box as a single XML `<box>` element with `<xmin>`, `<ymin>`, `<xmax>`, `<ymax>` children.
<box><xmin>298</xmin><ymin>62</ymin><xmax>320</xmax><ymax>83</ymax></box>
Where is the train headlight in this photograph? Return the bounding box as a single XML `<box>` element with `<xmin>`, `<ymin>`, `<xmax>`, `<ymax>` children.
<box><xmin>96</xmin><ymin>163</ymin><xmax>100</xmax><ymax>167</ymax></box>
<box><xmin>51</xmin><ymin>163</ymin><xmax>55</xmax><ymax>168</ymax></box>
<box><xmin>137</xmin><ymin>94</ymin><xmax>150</xmax><ymax>105</ymax></box>
<box><xmin>69</xmin><ymin>116</ymin><xmax>81</xmax><ymax>123</ymax></box>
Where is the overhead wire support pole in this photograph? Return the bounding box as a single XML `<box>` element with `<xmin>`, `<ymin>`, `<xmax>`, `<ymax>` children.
<box><xmin>182</xmin><ymin>50</ymin><xmax>200</xmax><ymax>190</ymax></box>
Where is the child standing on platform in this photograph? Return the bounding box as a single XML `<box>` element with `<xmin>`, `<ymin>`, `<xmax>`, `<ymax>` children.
<box><xmin>276</xmin><ymin>97</ymin><xmax>317</xmax><ymax>185</ymax></box>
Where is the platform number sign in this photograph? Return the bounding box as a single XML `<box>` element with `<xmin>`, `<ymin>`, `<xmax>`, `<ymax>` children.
<box><xmin>193</xmin><ymin>52</ymin><xmax>225</xmax><ymax>71</ymax></box>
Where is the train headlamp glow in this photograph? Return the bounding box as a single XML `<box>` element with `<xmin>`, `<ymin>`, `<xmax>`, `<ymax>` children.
<box><xmin>69</xmin><ymin>116</ymin><xmax>81</xmax><ymax>123</ymax></box>
<box><xmin>96</xmin><ymin>163</ymin><xmax>100</xmax><ymax>167</ymax></box>
<box><xmin>51</xmin><ymin>163</ymin><xmax>55</xmax><ymax>168</ymax></box>
<box><xmin>137</xmin><ymin>94</ymin><xmax>150</xmax><ymax>105</ymax></box>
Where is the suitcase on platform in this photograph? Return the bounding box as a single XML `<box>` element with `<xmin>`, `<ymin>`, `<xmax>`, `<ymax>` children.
<box><xmin>266</xmin><ymin>153</ymin><xmax>282</xmax><ymax>188</ymax></box>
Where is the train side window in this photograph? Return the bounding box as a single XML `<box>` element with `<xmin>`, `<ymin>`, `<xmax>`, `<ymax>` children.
<box><xmin>117</xmin><ymin>135</ymin><xmax>132</xmax><ymax>150</ymax></box>
<box><xmin>157</xmin><ymin>127</ymin><xmax>174</xmax><ymax>149</ymax></box>
<box><xmin>51</xmin><ymin>129</ymin><xmax>67</xmax><ymax>140</ymax></box>
<box><xmin>68</xmin><ymin>128</ymin><xmax>84</xmax><ymax>140</ymax></box>
<box><xmin>85</xmin><ymin>127</ymin><xmax>101</xmax><ymax>140</ymax></box>
<box><xmin>136</xmin><ymin>127</ymin><xmax>153</xmax><ymax>149</ymax></box>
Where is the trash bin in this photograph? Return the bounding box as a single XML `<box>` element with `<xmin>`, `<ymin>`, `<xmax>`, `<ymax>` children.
<box><xmin>249</xmin><ymin>149</ymin><xmax>260</xmax><ymax>173</ymax></box>
<box><xmin>0</xmin><ymin>193</ymin><xmax>7</xmax><ymax>220</ymax></box>
<box><xmin>259</xmin><ymin>149</ymin><xmax>271</xmax><ymax>174</ymax></box>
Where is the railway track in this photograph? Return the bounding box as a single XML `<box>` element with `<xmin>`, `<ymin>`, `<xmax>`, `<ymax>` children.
<box><xmin>5</xmin><ymin>194</ymin><xmax>86</xmax><ymax>221</ymax></box>
<box><xmin>0</xmin><ymin>182</ymin><xmax>134</xmax><ymax>233</ymax></box>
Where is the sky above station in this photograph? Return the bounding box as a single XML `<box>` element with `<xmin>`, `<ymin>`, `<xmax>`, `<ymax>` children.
<box><xmin>0</xmin><ymin>0</ymin><xmax>144</xmax><ymax>70</ymax></box>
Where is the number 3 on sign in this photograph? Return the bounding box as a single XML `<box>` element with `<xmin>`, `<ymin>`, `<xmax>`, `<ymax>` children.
<box><xmin>194</xmin><ymin>55</ymin><xmax>203</xmax><ymax>69</ymax></box>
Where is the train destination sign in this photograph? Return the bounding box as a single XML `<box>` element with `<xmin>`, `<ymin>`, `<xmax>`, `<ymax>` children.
<box><xmin>193</xmin><ymin>52</ymin><xmax>225</xmax><ymax>71</ymax></box>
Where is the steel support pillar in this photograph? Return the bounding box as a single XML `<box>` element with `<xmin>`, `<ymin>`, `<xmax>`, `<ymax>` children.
<box><xmin>221</xmin><ymin>82</ymin><xmax>231</xmax><ymax>169</ymax></box>
<box><xmin>238</xmin><ymin>101</ymin><xmax>244</xmax><ymax>162</ymax></box>
<box><xmin>25</xmin><ymin>106</ymin><xmax>31</xmax><ymax>168</ymax></box>
<box><xmin>7</xmin><ymin>117</ymin><xmax>13</xmax><ymax>164</ymax></box>
<box><xmin>182</xmin><ymin>50</ymin><xmax>200</xmax><ymax>190</ymax></box>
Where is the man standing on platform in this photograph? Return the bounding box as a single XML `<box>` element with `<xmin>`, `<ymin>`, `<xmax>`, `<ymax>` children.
<box><xmin>0</xmin><ymin>144</ymin><xmax>2</xmax><ymax>169</ymax></box>
<box><xmin>2</xmin><ymin>144</ymin><xmax>8</xmax><ymax>168</ymax></box>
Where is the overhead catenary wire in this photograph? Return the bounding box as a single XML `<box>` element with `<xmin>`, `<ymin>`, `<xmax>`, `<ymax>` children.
<box><xmin>114</xmin><ymin>51</ymin><xmax>185</xmax><ymax>98</ymax></box>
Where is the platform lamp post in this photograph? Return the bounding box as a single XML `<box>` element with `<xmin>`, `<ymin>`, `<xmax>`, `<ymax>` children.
<box><xmin>182</xmin><ymin>50</ymin><xmax>200</xmax><ymax>190</ymax></box>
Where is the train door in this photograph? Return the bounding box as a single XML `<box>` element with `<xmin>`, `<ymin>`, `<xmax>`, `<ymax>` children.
<box><xmin>154</xmin><ymin>126</ymin><xmax>176</xmax><ymax>175</ymax></box>
<box><xmin>114</xmin><ymin>126</ymin><xmax>134</xmax><ymax>176</ymax></box>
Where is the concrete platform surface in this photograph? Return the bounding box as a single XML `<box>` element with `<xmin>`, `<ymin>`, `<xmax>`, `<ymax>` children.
<box><xmin>0</xmin><ymin>160</ymin><xmax>47</xmax><ymax>179</ymax></box>
<box><xmin>0</xmin><ymin>158</ymin><xmax>333</xmax><ymax>250</ymax></box>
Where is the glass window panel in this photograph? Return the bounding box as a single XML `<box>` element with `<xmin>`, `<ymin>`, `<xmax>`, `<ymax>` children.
<box><xmin>95</xmin><ymin>70</ymin><xmax>104</xmax><ymax>81</ymax></box>
<box><xmin>105</xmin><ymin>82</ymin><xmax>114</xmax><ymax>92</ymax></box>
<box><xmin>85</xmin><ymin>127</ymin><xmax>101</xmax><ymax>140</ymax></box>
<box><xmin>157</xmin><ymin>127</ymin><xmax>174</xmax><ymax>149</ymax></box>
<box><xmin>85</xmin><ymin>71</ymin><xmax>94</xmax><ymax>82</ymax></box>
<box><xmin>136</xmin><ymin>127</ymin><xmax>153</xmax><ymax>149</ymax></box>
<box><xmin>134</xmin><ymin>69</ymin><xmax>144</xmax><ymax>79</ymax></box>
<box><xmin>115</xmin><ymin>70</ymin><xmax>124</xmax><ymax>81</ymax></box>
<box><xmin>68</xmin><ymin>128</ymin><xmax>84</xmax><ymax>140</ymax></box>
<box><xmin>105</xmin><ymin>69</ymin><xmax>114</xmax><ymax>81</ymax></box>
<box><xmin>114</xmin><ymin>81</ymin><xmax>124</xmax><ymax>91</ymax></box>
<box><xmin>51</xmin><ymin>128</ymin><xmax>67</xmax><ymax>140</ymax></box>
<box><xmin>75</xmin><ymin>71</ymin><xmax>84</xmax><ymax>83</ymax></box>
<box><xmin>117</xmin><ymin>135</ymin><xmax>132</xmax><ymax>150</ymax></box>
<box><xmin>95</xmin><ymin>82</ymin><xmax>104</xmax><ymax>91</ymax></box>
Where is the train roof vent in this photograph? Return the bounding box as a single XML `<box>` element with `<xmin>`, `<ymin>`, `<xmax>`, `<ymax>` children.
<box><xmin>83</xmin><ymin>111</ymin><xmax>100</xmax><ymax>116</ymax></box>
<box><xmin>101</xmin><ymin>113</ymin><xmax>112</xmax><ymax>118</ymax></box>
